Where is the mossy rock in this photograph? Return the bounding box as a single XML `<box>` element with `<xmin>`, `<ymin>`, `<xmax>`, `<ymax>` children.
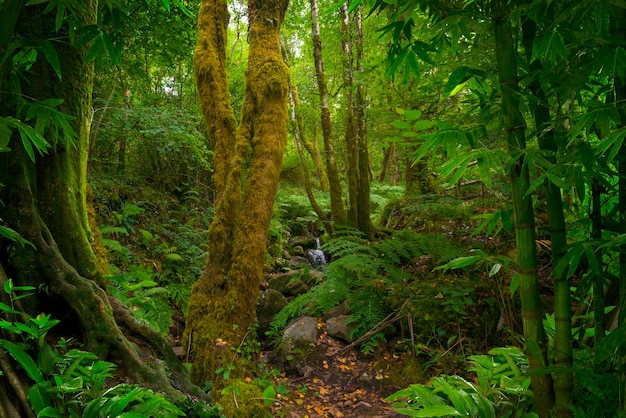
<box><xmin>257</xmin><ymin>289</ymin><xmax>288</xmax><ymax>335</ymax></box>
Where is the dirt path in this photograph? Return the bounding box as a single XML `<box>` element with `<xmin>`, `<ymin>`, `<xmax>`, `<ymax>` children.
<box><xmin>270</xmin><ymin>329</ymin><xmax>405</xmax><ymax>417</ymax></box>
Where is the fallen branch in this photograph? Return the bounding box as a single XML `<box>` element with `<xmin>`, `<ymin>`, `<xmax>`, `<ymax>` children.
<box><xmin>340</xmin><ymin>299</ymin><xmax>410</xmax><ymax>354</ymax></box>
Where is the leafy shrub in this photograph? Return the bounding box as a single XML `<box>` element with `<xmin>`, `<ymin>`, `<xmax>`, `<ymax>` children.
<box><xmin>0</xmin><ymin>280</ymin><xmax>220</xmax><ymax>417</ymax></box>
<box><xmin>387</xmin><ymin>346</ymin><xmax>537</xmax><ymax>418</ymax></box>
<box><xmin>268</xmin><ymin>227</ymin><xmax>468</xmax><ymax>353</ymax></box>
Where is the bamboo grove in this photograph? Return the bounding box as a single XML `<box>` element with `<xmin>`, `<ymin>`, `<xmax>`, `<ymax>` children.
<box><xmin>364</xmin><ymin>0</ymin><xmax>626</xmax><ymax>416</ymax></box>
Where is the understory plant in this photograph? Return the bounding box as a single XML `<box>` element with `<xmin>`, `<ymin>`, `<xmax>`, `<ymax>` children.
<box><xmin>0</xmin><ymin>279</ymin><xmax>219</xmax><ymax>417</ymax></box>
<box><xmin>387</xmin><ymin>346</ymin><xmax>537</xmax><ymax>418</ymax></box>
<box><xmin>268</xmin><ymin>227</ymin><xmax>467</xmax><ymax>353</ymax></box>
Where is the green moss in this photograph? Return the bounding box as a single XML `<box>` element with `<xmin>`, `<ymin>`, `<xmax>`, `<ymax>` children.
<box><xmin>216</xmin><ymin>378</ymin><xmax>271</xmax><ymax>418</ymax></box>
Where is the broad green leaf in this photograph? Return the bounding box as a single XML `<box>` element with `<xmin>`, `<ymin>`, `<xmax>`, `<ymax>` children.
<box><xmin>263</xmin><ymin>385</ymin><xmax>276</xmax><ymax>404</ymax></box>
<box><xmin>36</xmin><ymin>407</ymin><xmax>64</xmax><ymax>418</ymax></box>
<box><xmin>37</xmin><ymin>343</ymin><xmax>55</xmax><ymax>375</ymax></box>
<box><xmin>412</xmin><ymin>120</ymin><xmax>435</xmax><ymax>131</ymax></box>
<box><xmin>27</xmin><ymin>382</ymin><xmax>52</xmax><ymax>414</ymax></box>
<box><xmin>433</xmin><ymin>255</ymin><xmax>481</xmax><ymax>272</ymax></box>
<box><xmin>510</xmin><ymin>273</ymin><xmax>519</xmax><ymax>295</ymax></box>
<box><xmin>393</xmin><ymin>405</ymin><xmax>462</xmax><ymax>416</ymax></box>
<box><xmin>391</xmin><ymin>120</ymin><xmax>412</xmax><ymax>130</ymax></box>
<box><xmin>0</xmin><ymin>340</ymin><xmax>43</xmax><ymax>382</ymax></box>
<box><xmin>0</xmin><ymin>225</ymin><xmax>35</xmax><ymax>248</ymax></box>
<box><xmin>489</xmin><ymin>263</ymin><xmax>502</xmax><ymax>277</ymax></box>
<box><xmin>404</xmin><ymin>109</ymin><xmax>422</xmax><ymax>121</ymax></box>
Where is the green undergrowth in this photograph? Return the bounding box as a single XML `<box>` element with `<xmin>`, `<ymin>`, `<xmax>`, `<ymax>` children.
<box><xmin>0</xmin><ymin>279</ymin><xmax>220</xmax><ymax>417</ymax></box>
<box><xmin>267</xmin><ymin>224</ymin><xmax>500</xmax><ymax>358</ymax></box>
<box><xmin>91</xmin><ymin>175</ymin><xmax>210</xmax><ymax>335</ymax></box>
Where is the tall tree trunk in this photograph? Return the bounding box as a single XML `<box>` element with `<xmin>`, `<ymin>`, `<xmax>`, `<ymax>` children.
<box><xmin>353</xmin><ymin>6</ymin><xmax>373</xmax><ymax>236</ymax></box>
<box><xmin>0</xmin><ymin>1</ymin><xmax>200</xmax><ymax>407</ymax></box>
<box><xmin>311</xmin><ymin>0</ymin><xmax>345</xmax><ymax>226</ymax></box>
<box><xmin>340</xmin><ymin>2</ymin><xmax>359</xmax><ymax>228</ymax></box>
<box><xmin>184</xmin><ymin>0</ymin><xmax>290</xmax><ymax>414</ymax></box>
<box><xmin>492</xmin><ymin>2</ymin><xmax>555</xmax><ymax>416</ymax></box>
<box><xmin>287</xmin><ymin>68</ymin><xmax>329</xmax><ymax>191</ymax></box>
<box><xmin>521</xmin><ymin>13</ymin><xmax>572</xmax><ymax>417</ymax></box>
<box><xmin>289</xmin><ymin>87</ymin><xmax>332</xmax><ymax>233</ymax></box>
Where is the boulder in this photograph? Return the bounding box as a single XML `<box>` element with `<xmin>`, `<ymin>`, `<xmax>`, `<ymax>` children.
<box><xmin>257</xmin><ymin>289</ymin><xmax>288</xmax><ymax>335</ymax></box>
<box><xmin>325</xmin><ymin>315</ymin><xmax>353</xmax><ymax>343</ymax></box>
<box><xmin>289</xmin><ymin>255</ymin><xmax>311</xmax><ymax>268</ymax></box>
<box><xmin>267</xmin><ymin>271</ymin><xmax>299</xmax><ymax>293</ymax></box>
<box><xmin>285</xmin><ymin>279</ymin><xmax>310</xmax><ymax>296</ymax></box>
<box><xmin>322</xmin><ymin>301</ymin><xmax>350</xmax><ymax>322</ymax></box>
<box><xmin>282</xmin><ymin>316</ymin><xmax>319</xmax><ymax>346</ymax></box>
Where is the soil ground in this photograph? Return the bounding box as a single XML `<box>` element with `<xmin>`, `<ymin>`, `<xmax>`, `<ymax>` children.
<box><xmin>268</xmin><ymin>326</ymin><xmax>407</xmax><ymax>417</ymax></box>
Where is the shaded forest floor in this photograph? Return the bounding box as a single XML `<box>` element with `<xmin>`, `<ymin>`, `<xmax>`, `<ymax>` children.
<box><xmin>268</xmin><ymin>328</ymin><xmax>405</xmax><ymax>417</ymax></box>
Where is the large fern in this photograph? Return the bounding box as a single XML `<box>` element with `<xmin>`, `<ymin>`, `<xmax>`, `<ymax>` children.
<box><xmin>269</xmin><ymin>228</ymin><xmax>466</xmax><ymax>350</ymax></box>
<box><xmin>346</xmin><ymin>287</ymin><xmax>387</xmax><ymax>341</ymax></box>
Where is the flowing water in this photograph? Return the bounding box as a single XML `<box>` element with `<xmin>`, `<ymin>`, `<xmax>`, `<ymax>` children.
<box><xmin>308</xmin><ymin>237</ymin><xmax>327</xmax><ymax>266</ymax></box>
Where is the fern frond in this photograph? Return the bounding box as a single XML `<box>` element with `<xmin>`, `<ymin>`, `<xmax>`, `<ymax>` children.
<box><xmin>100</xmin><ymin>225</ymin><xmax>129</xmax><ymax>236</ymax></box>
<box><xmin>310</xmin><ymin>276</ymin><xmax>350</xmax><ymax>315</ymax></box>
<box><xmin>347</xmin><ymin>288</ymin><xmax>387</xmax><ymax>341</ymax></box>
<box><xmin>326</xmin><ymin>253</ymin><xmax>380</xmax><ymax>281</ymax></box>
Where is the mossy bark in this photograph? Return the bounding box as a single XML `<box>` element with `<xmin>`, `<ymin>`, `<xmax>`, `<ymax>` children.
<box><xmin>340</xmin><ymin>3</ymin><xmax>373</xmax><ymax>236</ymax></box>
<box><xmin>185</xmin><ymin>0</ymin><xmax>290</xmax><ymax>408</ymax></box>
<box><xmin>310</xmin><ymin>0</ymin><xmax>345</xmax><ymax>226</ymax></box>
<box><xmin>0</xmin><ymin>2</ymin><xmax>202</xmax><ymax>406</ymax></box>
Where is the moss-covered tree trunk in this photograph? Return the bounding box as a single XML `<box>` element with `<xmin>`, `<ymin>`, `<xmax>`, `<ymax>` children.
<box><xmin>492</xmin><ymin>1</ymin><xmax>554</xmax><ymax>416</ymax></box>
<box><xmin>353</xmin><ymin>6</ymin><xmax>373</xmax><ymax>236</ymax></box>
<box><xmin>311</xmin><ymin>0</ymin><xmax>345</xmax><ymax>227</ymax></box>
<box><xmin>0</xmin><ymin>2</ymin><xmax>201</xmax><ymax>410</ymax></box>
<box><xmin>184</xmin><ymin>0</ymin><xmax>290</xmax><ymax>414</ymax></box>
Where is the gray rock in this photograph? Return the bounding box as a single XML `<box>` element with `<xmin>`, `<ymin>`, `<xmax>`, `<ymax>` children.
<box><xmin>282</xmin><ymin>316</ymin><xmax>319</xmax><ymax>346</ymax></box>
<box><xmin>267</xmin><ymin>271</ymin><xmax>299</xmax><ymax>293</ymax></box>
<box><xmin>322</xmin><ymin>301</ymin><xmax>350</xmax><ymax>322</ymax></box>
<box><xmin>325</xmin><ymin>315</ymin><xmax>353</xmax><ymax>343</ymax></box>
<box><xmin>289</xmin><ymin>255</ymin><xmax>311</xmax><ymax>268</ymax></box>
<box><xmin>285</xmin><ymin>279</ymin><xmax>310</xmax><ymax>296</ymax></box>
<box><xmin>257</xmin><ymin>289</ymin><xmax>288</xmax><ymax>335</ymax></box>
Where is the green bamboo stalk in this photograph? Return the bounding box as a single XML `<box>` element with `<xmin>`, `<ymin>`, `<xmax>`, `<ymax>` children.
<box><xmin>591</xmin><ymin>179</ymin><xmax>605</xmax><ymax>345</ymax></box>
<box><xmin>521</xmin><ymin>13</ymin><xmax>572</xmax><ymax>418</ymax></box>
<box><xmin>492</xmin><ymin>2</ymin><xmax>555</xmax><ymax>416</ymax></box>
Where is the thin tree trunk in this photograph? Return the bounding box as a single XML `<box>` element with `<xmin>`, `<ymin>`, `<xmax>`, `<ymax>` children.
<box><xmin>492</xmin><ymin>2</ymin><xmax>554</xmax><ymax>416</ymax></box>
<box><xmin>311</xmin><ymin>0</ymin><xmax>345</xmax><ymax>226</ymax></box>
<box><xmin>289</xmin><ymin>88</ymin><xmax>332</xmax><ymax>233</ymax></box>
<box><xmin>591</xmin><ymin>179</ymin><xmax>605</xmax><ymax>344</ymax></box>
<box><xmin>296</xmin><ymin>94</ymin><xmax>329</xmax><ymax>191</ymax></box>
<box><xmin>353</xmin><ymin>6</ymin><xmax>373</xmax><ymax>236</ymax></box>
<box><xmin>340</xmin><ymin>2</ymin><xmax>359</xmax><ymax>228</ymax></box>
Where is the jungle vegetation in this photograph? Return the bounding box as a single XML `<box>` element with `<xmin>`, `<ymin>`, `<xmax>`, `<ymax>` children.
<box><xmin>1</xmin><ymin>0</ymin><xmax>626</xmax><ymax>417</ymax></box>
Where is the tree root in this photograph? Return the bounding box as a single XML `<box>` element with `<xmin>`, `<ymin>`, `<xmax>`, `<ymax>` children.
<box><xmin>0</xmin><ymin>350</ymin><xmax>36</xmax><ymax>418</ymax></box>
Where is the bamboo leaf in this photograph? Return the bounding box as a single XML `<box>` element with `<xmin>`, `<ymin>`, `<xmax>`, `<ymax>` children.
<box><xmin>37</xmin><ymin>41</ymin><xmax>62</xmax><ymax>80</ymax></box>
<box><xmin>0</xmin><ymin>225</ymin><xmax>35</xmax><ymax>248</ymax></box>
<box><xmin>434</xmin><ymin>256</ymin><xmax>481</xmax><ymax>272</ymax></box>
<box><xmin>443</xmin><ymin>66</ymin><xmax>470</xmax><ymax>97</ymax></box>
